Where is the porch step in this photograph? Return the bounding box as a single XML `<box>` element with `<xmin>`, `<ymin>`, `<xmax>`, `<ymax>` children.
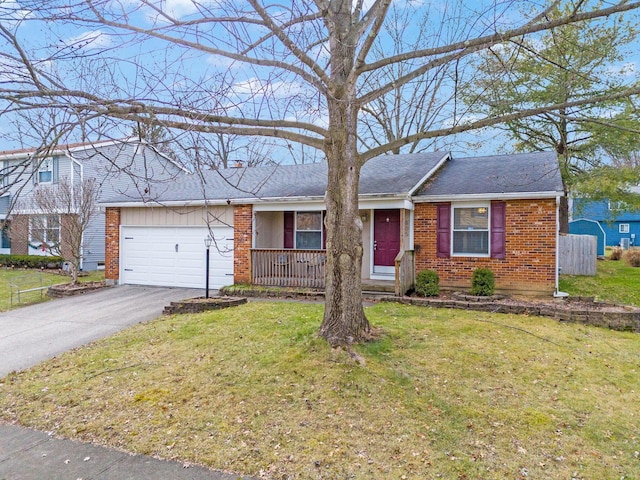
<box><xmin>362</xmin><ymin>280</ymin><xmax>395</xmax><ymax>294</ymax></box>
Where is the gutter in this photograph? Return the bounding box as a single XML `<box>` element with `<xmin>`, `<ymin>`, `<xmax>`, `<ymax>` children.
<box><xmin>413</xmin><ymin>190</ymin><xmax>565</xmax><ymax>202</ymax></box>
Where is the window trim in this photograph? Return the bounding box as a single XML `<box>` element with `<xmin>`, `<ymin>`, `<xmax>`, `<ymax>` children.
<box><xmin>38</xmin><ymin>159</ymin><xmax>54</xmax><ymax>184</ymax></box>
<box><xmin>294</xmin><ymin>211</ymin><xmax>323</xmax><ymax>250</ymax></box>
<box><xmin>29</xmin><ymin>215</ymin><xmax>61</xmax><ymax>247</ymax></box>
<box><xmin>451</xmin><ymin>203</ymin><xmax>491</xmax><ymax>257</ymax></box>
<box><xmin>620</xmin><ymin>223</ymin><xmax>630</xmax><ymax>234</ymax></box>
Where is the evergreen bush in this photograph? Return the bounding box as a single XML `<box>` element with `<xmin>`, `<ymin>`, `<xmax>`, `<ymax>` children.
<box><xmin>0</xmin><ymin>254</ymin><xmax>63</xmax><ymax>269</ymax></box>
<box><xmin>471</xmin><ymin>267</ymin><xmax>495</xmax><ymax>296</ymax></box>
<box><xmin>415</xmin><ymin>270</ymin><xmax>439</xmax><ymax>297</ymax></box>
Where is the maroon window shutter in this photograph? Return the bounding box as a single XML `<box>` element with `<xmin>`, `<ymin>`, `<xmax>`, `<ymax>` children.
<box><xmin>436</xmin><ymin>203</ymin><xmax>451</xmax><ymax>258</ymax></box>
<box><xmin>284</xmin><ymin>211</ymin><xmax>294</xmax><ymax>249</ymax></box>
<box><xmin>491</xmin><ymin>201</ymin><xmax>506</xmax><ymax>259</ymax></box>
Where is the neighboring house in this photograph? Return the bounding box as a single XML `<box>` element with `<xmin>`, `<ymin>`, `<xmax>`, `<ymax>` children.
<box><xmin>0</xmin><ymin>138</ymin><xmax>186</xmax><ymax>270</ymax></box>
<box><xmin>569</xmin><ymin>192</ymin><xmax>640</xmax><ymax>254</ymax></box>
<box><xmin>101</xmin><ymin>151</ymin><xmax>564</xmax><ymax>296</ymax></box>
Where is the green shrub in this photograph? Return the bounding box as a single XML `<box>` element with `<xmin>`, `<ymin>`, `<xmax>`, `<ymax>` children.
<box><xmin>623</xmin><ymin>248</ymin><xmax>640</xmax><ymax>267</ymax></box>
<box><xmin>415</xmin><ymin>270</ymin><xmax>439</xmax><ymax>297</ymax></box>
<box><xmin>471</xmin><ymin>267</ymin><xmax>495</xmax><ymax>296</ymax></box>
<box><xmin>0</xmin><ymin>254</ymin><xmax>63</xmax><ymax>269</ymax></box>
<box><xmin>610</xmin><ymin>247</ymin><xmax>623</xmax><ymax>260</ymax></box>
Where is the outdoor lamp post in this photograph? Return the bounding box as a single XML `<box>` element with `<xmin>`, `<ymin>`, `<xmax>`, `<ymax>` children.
<box><xmin>204</xmin><ymin>236</ymin><xmax>212</xmax><ymax>298</ymax></box>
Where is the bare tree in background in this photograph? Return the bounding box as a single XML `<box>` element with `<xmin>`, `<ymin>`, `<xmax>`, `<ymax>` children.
<box><xmin>1</xmin><ymin>1</ymin><xmax>640</xmax><ymax>346</ymax></box>
<box><xmin>26</xmin><ymin>178</ymin><xmax>99</xmax><ymax>284</ymax></box>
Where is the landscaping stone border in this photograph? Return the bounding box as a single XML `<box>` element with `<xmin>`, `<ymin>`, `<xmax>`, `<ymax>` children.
<box><xmin>47</xmin><ymin>281</ymin><xmax>110</xmax><ymax>298</ymax></box>
<box><xmin>219</xmin><ymin>285</ymin><xmax>640</xmax><ymax>333</ymax></box>
<box><xmin>383</xmin><ymin>296</ymin><xmax>640</xmax><ymax>333</ymax></box>
<box><xmin>163</xmin><ymin>296</ymin><xmax>247</xmax><ymax>315</ymax></box>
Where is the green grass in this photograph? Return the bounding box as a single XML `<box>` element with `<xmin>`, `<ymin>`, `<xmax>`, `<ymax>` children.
<box><xmin>0</xmin><ymin>268</ymin><xmax>105</xmax><ymax>311</ymax></box>
<box><xmin>1</xmin><ymin>302</ymin><xmax>639</xmax><ymax>479</ymax></box>
<box><xmin>559</xmin><ymin>255</ymin><xmax>640</xmax><ymax>306</ymax></box>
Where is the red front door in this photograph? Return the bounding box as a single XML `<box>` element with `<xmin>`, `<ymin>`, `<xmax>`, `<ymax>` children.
<box><xmin>373</xmin><ymin>209</ymin><xmax>401</xmax><ymax>267</ymax></box>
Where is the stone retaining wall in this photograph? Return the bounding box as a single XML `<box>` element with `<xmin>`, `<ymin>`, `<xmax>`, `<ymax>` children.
<box><xmin>384</xmin><ymin>296</ymin><xmax>640</xmax><ymax>333</ymax></box>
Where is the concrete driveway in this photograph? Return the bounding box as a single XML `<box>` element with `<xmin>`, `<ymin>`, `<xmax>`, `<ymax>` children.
<box><xmin>0</xmin><ymin>285</ymin><xmax>202</xmax><ymax>377</ymax></box>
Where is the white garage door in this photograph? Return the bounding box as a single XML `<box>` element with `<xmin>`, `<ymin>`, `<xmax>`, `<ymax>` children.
<box><xmin>121</xmin><ymin>226</ymin><xmax>234</xmax><ymax>289</ymax></box>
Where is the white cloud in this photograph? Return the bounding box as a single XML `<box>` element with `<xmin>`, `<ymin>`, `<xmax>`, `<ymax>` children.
<box><xmin>64</xmin><ymin>30</ymin><xmax>112</xmax><ymax>50</ymax></box>
<box><xmin>0</xmin><ymin>0</ymin><xmax>32</xmax><ymax>28</ymax></box>
<box><xmin>606</xmin><ymin>62</ymin><xmax>637</xmax><ymax>77</ymax></box>
<box><xmin>230</xmin><ymin>77</ymin><xmax>303</xmax><ymax>99</ymax></box>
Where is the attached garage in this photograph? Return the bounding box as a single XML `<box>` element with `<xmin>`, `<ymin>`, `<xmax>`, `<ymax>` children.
<box><xmin>120</xmin><ymin>226</ymin><xmax>234</xmax><ymax>289</ymax></box>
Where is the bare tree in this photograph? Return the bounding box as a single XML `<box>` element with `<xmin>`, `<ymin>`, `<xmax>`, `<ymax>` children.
<box><xmin>27</xmin><ymin>178</ymin><xmax>99</xmax><ymax>284</ymax></box>
<box><xmin>1</xmin><ymin>1</ymin><xmax>640</xmax><ymax>345</ymax></box>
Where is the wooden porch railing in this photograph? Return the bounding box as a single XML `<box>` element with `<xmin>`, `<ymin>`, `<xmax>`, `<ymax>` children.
<box><xmin>251</xmin><ymin>249</ymin><xmax>326</xmax><ymax>288</ymax></box>
<box><xmin>395</xmin><ymin>249</ymin><xmax>415</xmax><ymax>296</ymax></box>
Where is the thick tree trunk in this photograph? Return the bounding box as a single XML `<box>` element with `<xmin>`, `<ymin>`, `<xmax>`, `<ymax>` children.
<box><xmin>319</xmin><ymin>101</ymin><xmax>371</xmax><ymax>345</ymax></box>
<box><xmin>319</xmin><ymin>151</ymin><xmax>372</xmax><ymax>346</ymax></box>
<box><xmin>318</xmin><ymin>0</ymin><xmax>372</xmax><ymax>346</ymax></box>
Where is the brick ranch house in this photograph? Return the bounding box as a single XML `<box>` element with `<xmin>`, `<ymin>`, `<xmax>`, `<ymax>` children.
<box><xmin>101</xmin><ymin>151</ymin><xmax>565</xmax><ymax>296</ymax></box>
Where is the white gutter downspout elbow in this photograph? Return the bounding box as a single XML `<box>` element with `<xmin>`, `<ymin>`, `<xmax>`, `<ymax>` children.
<box><xmin>554</xmin><ymin>194</ymin><xmax>569</xmax><ymax>298</ymax></box>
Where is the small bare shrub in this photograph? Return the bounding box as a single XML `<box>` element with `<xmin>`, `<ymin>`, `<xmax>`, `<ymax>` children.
<box><xmin>623</xmin><ymin>248</ymin><xmax>640</xmax><ymax>267</ymax></box>
<box><xmin>610</xmin><ymin>247</ymin><xmax>623</xmax><ymax>260</ymax></box>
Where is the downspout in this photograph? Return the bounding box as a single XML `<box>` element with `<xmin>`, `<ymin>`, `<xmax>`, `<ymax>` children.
<box><xmin>68</xmin><ymin>153</ymin><xmax>84</xmax><ymax>271</ymax></box>
<box><xmin>554</xmin><ymin>194</ymin><xmax>568</xmax><ymax>298</ymax></box>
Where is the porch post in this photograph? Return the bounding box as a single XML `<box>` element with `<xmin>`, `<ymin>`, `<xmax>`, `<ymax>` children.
<box><xmin>233</xmin><ymin>204</ymin><xmax>253</xmax><ymax>283</ymax></box>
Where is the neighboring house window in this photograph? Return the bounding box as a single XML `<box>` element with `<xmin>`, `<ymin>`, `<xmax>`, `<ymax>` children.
<box><xmin>609</xmin><ymin>200</ymin><xmax>628</xmax><ymax>211</ymax></box>
<box><xmin>30</xmin><ymin>215</ymin><xmax>60</xmax><ymax>246</ymax></box>
<box><xmin>620</xmin><ymin>224</ymin><xmax>630</xmax><ymax>234</ymax></box>
<box><xmin>283</xmin><ymin>211</ymin><xmax>324</xmax><ymax>249</ymax></box>
<box><xmin>38</xmin><ymin>159</ymin><xmax>53</xmax><ymax>183</ymax></box>
<box><xmin>1</xmin><ymin>222</ymin><xmax>10</xmax><ymax>249</ymax></box>
<box><xmin>1</xmin><ymin>160</ymin><xmax>8</xmax><ymax>187</ymax></box>
<box><xmin>437</xmin><ymin>201</ymin><xmax>506</xmax><ymax>259</ymax></box>
<box><xmin>33</xmin><ymin>157</ymin><xmax>59</xmax><ymax>185</ymax></box>
<box><xmin>295</xmin><ymin>211</ymin><xmax>322</xmax><ymax>249</ymax></box>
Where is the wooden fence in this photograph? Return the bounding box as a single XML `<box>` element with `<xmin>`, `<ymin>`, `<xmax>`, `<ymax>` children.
<box><xmin>558</xmin><ymin>234</ymin><xmax>597</xmax><ymax>276</ymax></box>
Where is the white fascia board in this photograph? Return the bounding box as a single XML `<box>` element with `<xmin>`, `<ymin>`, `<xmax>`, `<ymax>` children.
<box><xmin>413</xmin><ymin>191</ymin><xmax>565</xmax><ymax>203</ymax></box>
<box><xmin>407</xmin><ymin>152</ymin><xmax>451</xmax><ymax>196</ymax></box>
<box><xmin>103</xmin><ymin>194</ymin><xmax>415</xmax><ymax>211</ymax></box>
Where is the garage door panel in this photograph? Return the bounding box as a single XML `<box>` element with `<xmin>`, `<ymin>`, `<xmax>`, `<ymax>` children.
<box><xmin>121</xmin><ymin>227</ymin><xmax>234</xmax><ymax>289</ymax></box>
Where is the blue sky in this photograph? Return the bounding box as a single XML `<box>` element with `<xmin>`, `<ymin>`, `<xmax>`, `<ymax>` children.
<box><xmin>0</xmin><ymin>0</ymin><xmax>638</xmax><ymax>162</ymax></box>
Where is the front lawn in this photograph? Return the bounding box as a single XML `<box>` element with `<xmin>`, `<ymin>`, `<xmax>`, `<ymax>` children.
<box><xmin>559</xmin><ymin>256</ymin><xmax>640</xmax><ymax>306</ymax></box>
<box><xmin>0</xmin><ymin>268</ymin><xmax>105</xmax><ymax>311</ymax></box>
<box><xmin>1</xmin><ymin>302</ymin><xmax>638</xmax><ymax>479</ymax></box>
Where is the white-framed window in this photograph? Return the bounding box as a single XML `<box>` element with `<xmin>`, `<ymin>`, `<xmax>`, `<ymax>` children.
<box><xmin>609</xmin><ymin>200</ymin><xmax>629</xmax><ymax>211</ymax></box>
<box><xmin>1</xmin><ymin>160</ymin><xmax>9</xmax><ymax>188</ymax></box>
<box><xmin>295</xmin><ymin>211</ymin><xmax>322</xmax><ymax>249</ymax></box>
<box><xmin>38</xmin><ymin>159</ymin><xmax>53</xmax><ymax>184</ymax></box>
<box><xmin>30</xmin><ymin>215</ymin><xmax>60</xmax><ymax>246</ymax></box>
<box><xmin>620</xmin><ymin>223</ymin><xmax>630</xmax><ymax>234</ymax></box>
<box><xmin>452</xmin><ymin>204</ymin><xmax>490</xmax><ymax>256</ymax></box>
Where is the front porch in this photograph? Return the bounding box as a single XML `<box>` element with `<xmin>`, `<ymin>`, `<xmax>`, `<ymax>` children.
<box><xmin>250</xmin><ymin>248</ymin><xmax>414</xmax><ymax>295</ymax></box>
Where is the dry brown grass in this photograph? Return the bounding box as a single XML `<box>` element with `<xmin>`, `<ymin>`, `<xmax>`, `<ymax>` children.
<box><xmin>1</xmin><ymin>301</ymin><xmax>639</xmax><ymax>479</ymax></box>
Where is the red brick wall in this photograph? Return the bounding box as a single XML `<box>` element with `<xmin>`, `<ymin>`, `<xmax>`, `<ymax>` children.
<box><xmin>105</xmin><ymin>207</ymin><xmax>121</xmax><ymax>283</ymax></box>
<box><xmin>414</xmin><ymin>199</ymin><xmax>557</xmax><ymax>295</ymax></box>
<box><xmin>233</xmin><ymin>204</ymin><xmax>252</xmax><ymax>283</ymax></box>
<box><xmin>9</xmin><ymin>215</ymin><xmax>28</xmax><ymax>255</ymax></box>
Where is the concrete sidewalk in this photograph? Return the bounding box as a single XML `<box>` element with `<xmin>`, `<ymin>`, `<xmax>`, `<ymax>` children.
<box><xmin>0</xmin><ymin>422</ymin><xmax>255</xmax><ymax>479</ymax></box>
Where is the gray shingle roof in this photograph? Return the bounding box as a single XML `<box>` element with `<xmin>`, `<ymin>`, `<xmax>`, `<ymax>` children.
<box><xmin>101</xmin><ymin>150</ymin><xmax>562</xmax><ymax>205</ymax></box>
<box><xmin>102</xmin><ymin>151</ymin><xmax>449</xmax><ymax>204</ymax></box>
<box><xmin>414</xmin><ymin>152</ymin><xmax>563</xmax><ymax>198</ymax></box>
